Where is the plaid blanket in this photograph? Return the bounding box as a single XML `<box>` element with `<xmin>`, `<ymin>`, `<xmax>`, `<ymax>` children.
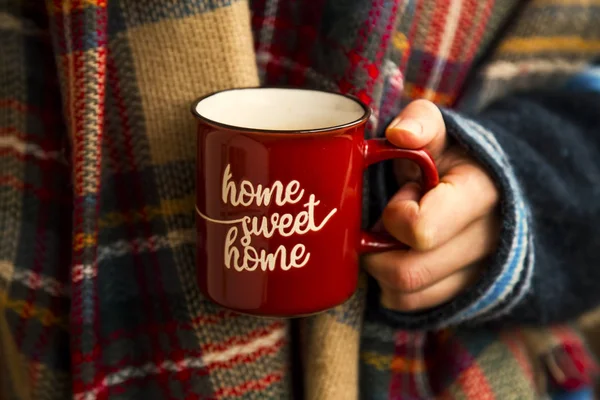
<box><xmin>1</xmin><ymin>0</ymin><xmax>599</xmax><ymax>399</ymax></box>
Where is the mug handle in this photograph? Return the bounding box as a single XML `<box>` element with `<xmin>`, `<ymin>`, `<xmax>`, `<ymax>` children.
<box><xmin>360</xmin><ymin>138</ymin><xmax>439</xmax><ymax>253</ymax></box>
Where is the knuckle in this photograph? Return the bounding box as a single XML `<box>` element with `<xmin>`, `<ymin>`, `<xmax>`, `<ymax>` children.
<box><xmin>385</xmin><ymin>201</ymin><xmax>438</xmax><ymax>251</ymax></box>
<box><xmin>390</xmin><ymin>265</ymin><xmax>430</xmax><ymax>293</ymax></box>
<box><xmin>381</xmin><ymin>202</ymin><xmax>415</xmax><ymax>237</ymax></box>
<box><xmin>397</xmin><ymin>200</ymin><xmax>420</xmax><ymax>227</ymax></box>
<box><xmin>412</xmin><ymin>223</ymin><xmax>436</xmax><ymax>251</ymax></box>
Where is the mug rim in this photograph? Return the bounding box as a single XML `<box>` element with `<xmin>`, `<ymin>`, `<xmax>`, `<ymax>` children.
<box><xmin>190</xmin><ymin>86</ymin><xmax>372</xmax><ymax>135</ymax></box>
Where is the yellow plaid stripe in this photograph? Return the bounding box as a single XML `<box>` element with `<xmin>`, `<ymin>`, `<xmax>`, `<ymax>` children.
<box><xmin>499</xmin><ymin>36</ymin><xmax>600</xmax><ymax>54</ymax></box>
<box><xmin>73</xmin><ymin>233</ymin><xmax>97</xmax><ymax>251</ymax></box>
<box><xmin>99</xmin><ymin>196</ymin><xmax>194</xmax><ymax>229</ymax></box>
<box><xmin>361</xmin><ymin>352</ymin><xmax>392</xmax><ymax>371</ymax></box>
<box><xmin>0</xmin><ymin>294</ymin><xmax>68</xmax><ymax>330</ymax></box>
<box><xmin>361</xmin><ymin>351</ymin><xmax>426</xmax><ymax>373</ymax></box>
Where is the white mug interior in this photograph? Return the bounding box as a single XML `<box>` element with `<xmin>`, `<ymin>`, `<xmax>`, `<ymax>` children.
<box><xmin>194</xmin><ymin>88</ymin><xmax>368</xmax><ymax>132</ymax></box>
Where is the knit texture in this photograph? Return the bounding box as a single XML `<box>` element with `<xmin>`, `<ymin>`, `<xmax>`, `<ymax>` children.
<box><xmin>1</xmin><ymin>0</ymin><xmax>599</xmax><ymax>399</ymax></box>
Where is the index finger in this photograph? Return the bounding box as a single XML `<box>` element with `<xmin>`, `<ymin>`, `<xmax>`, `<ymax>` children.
<box><xmin>382</xmin><ymin>160</ymin><xmax>499</xmax><ymax>251</ymax></box>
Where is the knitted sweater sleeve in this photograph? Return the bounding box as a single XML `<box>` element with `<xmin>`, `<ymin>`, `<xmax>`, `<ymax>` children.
<box><xmin>367</xmin><ymin>70</ymin><xmax>600</xmax><ymax>329</ymax></box>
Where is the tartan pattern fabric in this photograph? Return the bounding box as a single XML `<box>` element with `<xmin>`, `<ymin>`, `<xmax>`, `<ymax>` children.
<box><xmin>0</xmin><ymin>1</ymin><xmax>72</xmax><ymax>399</ymax></box>
<box><xmin>51</xmin><ymin>1</ymin><xmax>291</xmax><ymax>399</ymax></box>
<box><xmin>47</xmin><ymin>1</ymin><xmax>109</xmax><ymax>397</ymax></box>
<box><xmin>0</xmin><ymin>1</ymin><xmax>599</xmax><ymax>400</ymax></box>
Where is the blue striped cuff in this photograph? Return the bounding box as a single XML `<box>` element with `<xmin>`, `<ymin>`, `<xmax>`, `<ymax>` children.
<box><xmin>565</xmin><ymin>65</ymin><xmax>600</xmax><ymax>93</ymax></box>
<box><xmin>438</xmin><ymin>110</ymin><xmax>534</xmax><ymax>326</ymax></box>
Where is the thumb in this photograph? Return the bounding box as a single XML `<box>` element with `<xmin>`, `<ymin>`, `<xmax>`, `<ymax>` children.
<box><xmin>385</xmin><ymin>99</ymin><xmax>447</xmax><ymax>158</ymax></box>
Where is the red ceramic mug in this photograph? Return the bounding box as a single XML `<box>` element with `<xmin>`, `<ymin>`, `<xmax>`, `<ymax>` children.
<box><xmin>192</xmin><ymin>87</ymin><xmax>438</xmax><ymax>317</ymax></box>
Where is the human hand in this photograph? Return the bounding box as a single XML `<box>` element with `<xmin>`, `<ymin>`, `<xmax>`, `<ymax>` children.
<box><xmin>364</xmin><ymin>100</ymin><xmax>501</xmax><ymax>312</ymax></box>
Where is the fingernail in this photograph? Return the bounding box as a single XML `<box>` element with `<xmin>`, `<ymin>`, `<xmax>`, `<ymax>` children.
<box><xmin>389</xmin><ymin>118</ymin><xmax>422</xmax><ymax>136</ymax></box>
